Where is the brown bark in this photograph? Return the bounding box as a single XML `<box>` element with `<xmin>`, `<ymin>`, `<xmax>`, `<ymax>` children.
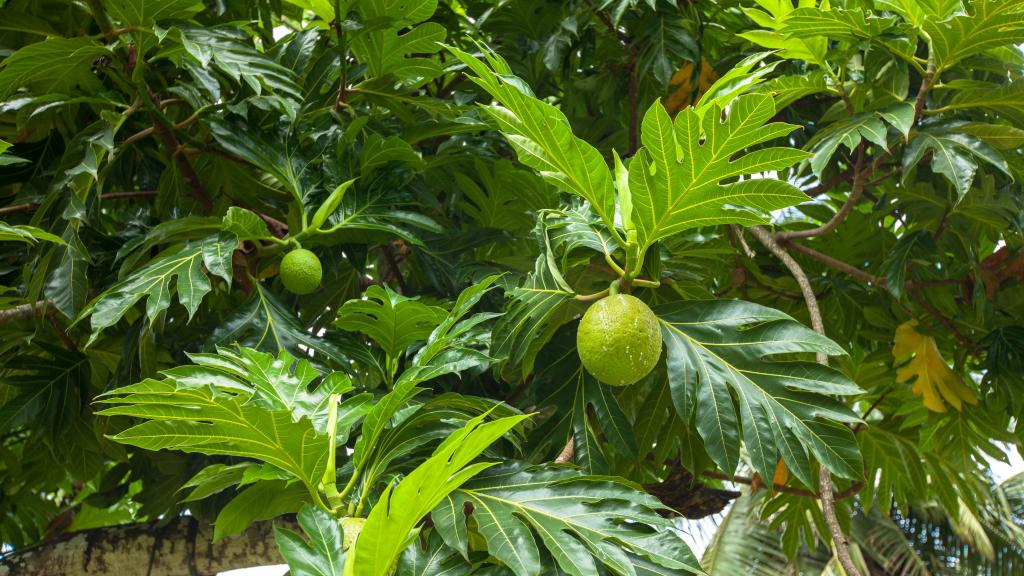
<box><xmin>0</xmin><ymin>516</ymin><xmax>293</xmax><ymax>576</ymax></box>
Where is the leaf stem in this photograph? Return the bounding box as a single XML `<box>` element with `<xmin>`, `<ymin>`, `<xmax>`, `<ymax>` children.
<box><xmin>336</xmin><ymin>463</ymin><xmax>362</xmax><ymax>509</ymax></box>
<box><xmin>322</xmin><ymin>394</ymin><xmax>342</xmax><ymax>511</ymax></box>
<box><xmin>575</xmin><ymin>288</ymin><xmax>609</xmax><ymax>302</ymax></box>
<box><xmin>83</xmin><ymin>0</ymin><xmax>114</xmax><ymax>35</ymax></box>
<box><xmin>603</xmin><ymin>251</ymin><xmax>626</xmax><ymax>277</ymax></box>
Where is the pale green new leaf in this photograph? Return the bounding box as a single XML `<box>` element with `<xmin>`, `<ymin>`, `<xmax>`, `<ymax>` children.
<box><xmin>695</xmin><ymin>52</ymin><xmax>782</xmax><ymax>114</ymax></box>
<box><xmin>180</xmin><ymin>463</ymin><xmax>255</xmax><ymax>502</ymax></box>
<box><xmin>349</xmin><ymin>412</ymin><xmax>529</xmax><ymax>576</ymax></box>
<box><xmin>628</xmin><ymin>95</ymin><xmax>808</xmax><ymax>251</ymax></box>
<box><xmin>96</xmin><ymin>379</ymin><xmax>330</xmax><ymax>499</ymax></box>
<box><xmin>877</xmin><ymin>0</ymin><xmax>961</xmax><ymax>27</ymax></box>
<box><xmin>0</xmin><ymin>222</ymin><xmax>65</xmax><ymax>246</ymax></box>
<box><xmin>434</xmin><ymin>462</ymin><xmax>701</xmax><ymax>576</ymax></box>
<box><xmin>336</xmin><ymin>285</ymin><xmax>447</xmax><ymax>376</ymax></box>
<box><xmin>310</xmin><ymin>179</ymin><xmax>358</xmax><ymax>232</ymax></box>
<box><xmin>924</xmin><ymin>0</ymin><xmax>1024</xmax><ymax>71</ymax></box>
<box><xmin>444</xmin><ymin>44</ymin><xmax>619</xmax><ymax>240</ymax></box>
<box><xmin>0</xmin><ymin>139</ymin><xmax>29</xmax><ymax>166</ymax></box>
<box><xmin>222</xmin><ymin>207</ymin><xmax>272</xmax><ymax>241</ymax></box>
<box><xmin>177</xmin><ymin>346</ymin><xmax>354</xmax><ymax>433</ymax></box>
<box><xmin>76</xmin><ymin>233</ymin><xmax>238</xmax><ymax>345</ymax></box>
<box><xmin>780</xmin><ymin>8</ymin><xmax>897</xmax><ymax>40</ymax></box>
<box><xmin>656</xmin><ymin>300</ymin><xmax>862</xmax><ymax>484</ymax></box>
<box><xmin>756</xmin><ymin>72</ymin><xmax>830</xmax><ymax>111</ymax></box>
<box><xmin>356</xmin><ymin>395</ymin><xmax>526</xmax><ymax>511</ymax></box>
<box><xmin>401</xmin><ymin>275</ymin><xmax>503</xmax><ymax>385</ymax></box>
<box><xmin>351</xmin><ymin>378</ymin><xmax>428</xmax><ymax>476</ymax></box>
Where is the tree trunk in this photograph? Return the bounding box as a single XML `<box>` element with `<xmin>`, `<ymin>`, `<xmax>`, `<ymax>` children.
<box><xmin>0</xmin><ymin>516</ymin><xmax>292</xmax><ymax>576</ymax></box>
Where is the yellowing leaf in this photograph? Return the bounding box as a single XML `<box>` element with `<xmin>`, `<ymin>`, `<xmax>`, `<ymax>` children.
<box><xmin>772</xmin><ymin>459</ymin><xmax>789</xmax><ymax>494</ymax></box>
<box><xmin>893</xmin><ymin>320</ymin><xmax>978</xmax><ymax>412</ymax></box>
<box><xmin>665</xmin><ymin>59</ymin><xmax>719</xmax><ymax>115</ymax></box>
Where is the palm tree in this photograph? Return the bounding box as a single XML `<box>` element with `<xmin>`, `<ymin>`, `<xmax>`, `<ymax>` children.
<box><xmin>699</xmin><ymin>473</ymin><xmax>1024</xmax><ymax>575</ymax></box>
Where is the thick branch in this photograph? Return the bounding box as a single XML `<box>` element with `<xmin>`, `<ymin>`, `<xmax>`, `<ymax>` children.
<box><xmin>748</xmin><ymin>225</ymin><xmax>863</xmax><ymax>576</ymax></box>
<box><xmin>701</xmin><ymin>471</ymin><xmax>862</xmax><ymax>501</ymax></box>
<box><xmin>908</xmin><ymin>287</ymin><xmax>975</xmax><ymax>352</ymax></box>
<box><xmin>150</xmin><ymin>114</ymin><xmax>213</xmax><ymax>211</ymax></box>
<box><xmin>805</xmin><ymin>168</ymin><xmax>854</xmax><ymax>198</ymax></box>
<box><xmin>779</xmin><ymin>145</ymin><xmax>866</xmax><ymax>241</ymax></box>
<box><xmin>0</xmin><ymin>515</ymin><xmax>292</xmax><ymax>576</ymax></box>
<box><xmin>583</xmin><ymin>0</ymin><xmax>629</xmax><ymax>44</ymax></box>
<box><xmin>783</xmin><ymin>241</ymin><xmax>883</xmax><ymax>285</ymax></box>
<box><xmin>0</xmin><ymin>302</ymin><xmax>47</xmax><ymax>326</ymax></box>
<box><xmin>0</xmin><ymin>203</ymin><xmax>38</xmax><ymax>216</ymax></box>
<box><xmin>0</xmin><ymin>192</ymin><xmax>158</xmax><ymax>216</ymax></box>
<box><xmin>124</xmin><ymin>110</ymin><xmax>201</xmax><ymax>145</ymax></box>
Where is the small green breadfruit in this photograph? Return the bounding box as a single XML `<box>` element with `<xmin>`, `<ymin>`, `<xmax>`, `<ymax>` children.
<box><xmin>279</xmin><ymin>248</ymin><xmax>322</xmax><ymax>294</ymax></box>
<box><xmin>340</xmin><ymin>516</ymin><xmax>365</xmax><ymax>551</ymax></box>
<box><xmin>576</xmin><ymin>293</ymin><xmax>662</xmax><ymax>386</ymax></box>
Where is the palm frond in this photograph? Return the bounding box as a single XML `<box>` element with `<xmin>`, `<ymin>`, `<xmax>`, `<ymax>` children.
<box><xmin>702</xmin><ymin>493</ymin><xmax>790</xmax><ymax>576</ymax></box>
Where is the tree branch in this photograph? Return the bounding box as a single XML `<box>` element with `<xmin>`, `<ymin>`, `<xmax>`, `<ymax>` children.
<box><xmin>748</xmin><ymin>225</ymin><xmax>863</xmax><ymax>576</ymax></box>
<box><xmin>701</xmin><ymin>471</ymin><xmax>862</xmax><ymax>501</ymax></box>
<box><xmin>0</xmin><ymin>192</ymin><xmax>159</xmax><ymax>216</ymax></box>
<box><xmin>778</xmin><ymin>145</ymin><xmax>866</xmax><ymax>241</ymax></box>
<box><xmin>0</xmin><ymin>302</ymin><xmax>48</xmax><ymax>326</ymax></box>
<box><xmin>908</xmin><ymin>287</ymin><xmax>976</xmax><ymax>352</ymax></box>
<box><xmin>149</xmin><ymin>114</ymin><xmax>213</xmax><ymax>211</ymax></box>
<box><xmin>123</xmin><ymin>110</ymin><xmax>201</xmax><ymax>145</ymax></box>
<box><xmin>805</xmin><ymin>168</ymin><xmax>854</xmax><ymax>198</ymax></box>
<box><xmin>583</xmin><ymin>0</ymin><xmax>629</xmax><ymax>44</ymax></box>
<box><xmin>782</xmin><ymin>241</ymin><xmax>884</xmax><ymax>285</ymax></box>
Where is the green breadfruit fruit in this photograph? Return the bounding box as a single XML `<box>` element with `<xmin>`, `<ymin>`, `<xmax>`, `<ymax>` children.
<box><xmin>576</xmin><ymin>293</ymin><xmax>662</xmax><ymax>386</ymax></box>
<box><xmin>279</xmin><ymin>248</ymin><xmax>322</xmax><ymax>295</ymax></box>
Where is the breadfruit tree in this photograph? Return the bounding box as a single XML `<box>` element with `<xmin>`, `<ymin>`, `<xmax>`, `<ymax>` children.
<box><xmin>1</xmin><ymin>0</ymin><xmax>1023</xmax><ymax>575</ymax></box>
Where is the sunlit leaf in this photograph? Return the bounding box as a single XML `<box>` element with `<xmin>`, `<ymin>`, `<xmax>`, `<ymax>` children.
<box><xmin>893</xmin><ymin>319</ymin><xmax>978</xmax><ymax>412</ymax></box>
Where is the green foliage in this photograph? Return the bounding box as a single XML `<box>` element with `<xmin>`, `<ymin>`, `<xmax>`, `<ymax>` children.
<box><xmin>274</xmin><ymin>504</ymin><xmax>349</xmax><ymax>576</ymax></box>
<box><xmin>658</xmin><ymin>300</ymin><xmax>862</xmax><ymax>484</ymax></box>
<box><xmin>1</xmin><ymin>0</ymin><xmax>1023</xmax><ymax>574</ymax></box>
<box><xmin>435</xmin><ymin>462</ymin><xmax>701</xmax><ymax>576</ymax></box>
<box><xmin>628</xmin><ymin>95</ymin><xmax>808</xmax><ymax>251</ymax></box>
